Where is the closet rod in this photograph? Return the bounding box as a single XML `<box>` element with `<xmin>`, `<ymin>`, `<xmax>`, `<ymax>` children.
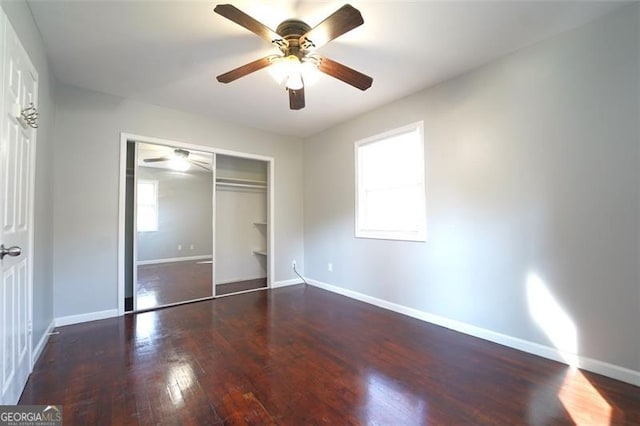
<box><xmin>216</xmin><ymin>182</ymin><xmax>266</xmax><ymax>189</ymax></box>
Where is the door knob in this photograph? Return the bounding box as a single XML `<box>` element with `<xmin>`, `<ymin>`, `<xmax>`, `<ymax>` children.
<box><xmin>0</xmin><ymin>244</ymin><xmax>22</xmax><ymax>260</ymax></box>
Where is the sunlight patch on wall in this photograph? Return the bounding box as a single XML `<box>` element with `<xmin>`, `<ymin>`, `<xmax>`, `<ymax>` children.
<box><xmin>526</xmin><ymin>272</ymin><xmax>578</xmax><ymax>366</ymax></box>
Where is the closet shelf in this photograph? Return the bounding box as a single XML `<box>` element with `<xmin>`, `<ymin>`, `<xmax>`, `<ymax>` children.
<box><xmin>252</xmin><ymin>250</ymin><xmax>267</xmax><ymax>256</ymax></box>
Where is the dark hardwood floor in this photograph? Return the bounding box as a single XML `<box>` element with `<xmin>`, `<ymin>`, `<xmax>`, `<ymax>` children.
<box><xmin>21</xmin><ymin>285</ymin><xmax>640</xmax><ymax>425</ymax></box>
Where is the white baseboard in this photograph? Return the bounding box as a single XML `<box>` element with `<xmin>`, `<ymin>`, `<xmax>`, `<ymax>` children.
<box><xmin>32</xmin><ymin>320</ymin><xmax>55</xmax><ymax>366</ymax></box>
<box><xmin>137</xmin><ymin>255</ymin><xmax>212</xmax><ymax>266</ymax></box>
<box><xmin>55</xmin><ymin>309</ymin><xmax>119</xmax><ymax>327</ymax></box>
<box><xmin>306</xmin><ymin>278</ymin><xmax>640</xmax><ymax>387</ymax></box>
<box><xmin>271</xmin><ymin>278</ymin><xmax>303</xmax><ymax>288</ymax></box>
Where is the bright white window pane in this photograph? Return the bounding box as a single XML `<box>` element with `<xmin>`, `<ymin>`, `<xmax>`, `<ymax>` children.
<box><xmin>362</xmin><ymin>187</ymin><xmax>422</xmax><ymax>232</ymax></box>
<box><xmin>137</xmin><ymin>182</ymin><xmax>155</xmax><ymax>205</ymax></box>
<box><xmin>360</xmin><ymin>131</ymin><xmax>421</xmax><ymax>189</ymax></box>
<box><xmin>355</xmin><ymin>122</ymin><xmax>426</xmax><ymax>242</ymax></box>
<box><xmin>137</xmin><ymin>205</ymin><xmax>157</xmax><ymax>232</ymax></box>
<box><xmin>137</xmin><ymin>180</ymin><xmax>158</xmax><ymax>232</ymax></box>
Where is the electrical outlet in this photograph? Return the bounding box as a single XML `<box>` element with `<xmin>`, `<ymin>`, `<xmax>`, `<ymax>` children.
<box><xmin>292</xmin><ymin>260</ymin><xmax>297</xmax><ymax>270</ymax></box>
<box><xmin>190</xmin><ymin>244</ymin><xmax>195</xmax><ymax>250</ymax></box>
<box><xmin>328</xmin><ymin>263</ymin><xmax>333</xmax><ymax>272</ymax></box>
<box><xmin>178</xmin><ymin>244</ymin><xmax>182</xmax><ymax>251</ymax></box>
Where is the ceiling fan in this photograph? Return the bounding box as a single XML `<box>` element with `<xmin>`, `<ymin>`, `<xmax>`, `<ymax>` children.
<box><xmin>214</xmin><ymin>3</ymin><xmax>373</xmax><ymax>110</ymax></box>
<box><xmin>142</xmin><ymin>148</ymin><xmax>211</xmax><ymax>172</ymax></box>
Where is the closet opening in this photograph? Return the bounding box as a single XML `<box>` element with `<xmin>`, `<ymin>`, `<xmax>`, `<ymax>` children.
<box><xmin>118</xmin><ymin>134</ymin><xmax>274</xmax><ymax>314</ymax></box>
<box><xmin>215</xmin><ymin>154</ymin><xmax>269</xmax><ymax>296</ymax></box>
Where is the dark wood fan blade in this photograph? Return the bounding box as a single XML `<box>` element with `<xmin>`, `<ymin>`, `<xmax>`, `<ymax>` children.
<box><xmin>143</xmin><ymin>157</ymin><xmax>171</xmax><ymax>163</ymax></box>
<box><xmin>217</xmin><ymin>56</ymin><xmax>273</xmax><ymax>83</ymax></box>
<box><xmin>289</xmin><ymin>87</ymin><xmax>305</xmax><ymax>110</ymax></box>
<box><xmin>299</xmin><ymin>4</ymin><xmax>363</xmax><ymax>50</ymax></box>
<box><xmin>214</xmin><ymin>4</ymin><xmax>286</xmax><ymax>47</ymax></box>
<box><xmin>317</xmin><ymin>56</ymin><xmax>372</xmax><ymax>90</ymax></box>
<box><xmin>189</xmin><ymin>160</ymin><xmax>212</xmax><ymax>171</ymax></box>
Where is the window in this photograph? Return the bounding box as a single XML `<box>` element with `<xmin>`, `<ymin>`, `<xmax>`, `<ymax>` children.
<box><xmin>137</xmin><ymin>180</ymin><xmax>158</xmax><ymax>232</ymax></box>
<box><xmin>355</xmin><ymin>122</ymin><xmax>426</xmax><ymax>242</ymax></box>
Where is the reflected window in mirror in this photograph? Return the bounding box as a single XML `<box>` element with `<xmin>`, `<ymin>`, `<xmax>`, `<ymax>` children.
<box><xmin>137</xmin><ymin>179</ymin><xmax>158</xmax><ymax>232</ymax></box>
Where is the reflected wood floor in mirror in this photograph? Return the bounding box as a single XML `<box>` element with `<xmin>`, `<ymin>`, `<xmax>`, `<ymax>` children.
<box><xmin>136</xmin><ymin>261</ymin><xmax>267</xmax><ymax>310</ymax></box>
<box><xmin>137</xmin><ymin>260</ymin><xmax>212</xmax><ymax>309</ymax></box>
<box><xmin>21</xmin><ymin>285</ymin><xmax>640</xmax><ymax>424</ymax></box>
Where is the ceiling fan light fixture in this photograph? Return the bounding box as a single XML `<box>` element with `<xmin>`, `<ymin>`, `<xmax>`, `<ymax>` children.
<box><xmin>300</xmin><ymin>58</ymin><xmax>321</xmax><ymax>86</ymax></box>
<box><xmin>268</xmin><ymin>55</ymin><xmax>320</xmax><ymax>90</ymax></box>
<box><xmin>286</xmin><ymin>72</ymin><xmax>304</xmax><ymax>90</ymax></box>
<box><xmin>168</xmin><ymin>158</ymin><xmax>190</xmax><ymax>172</ymax></box>
<box><xmin>269</xmin><ymin>56</ymin><xmax>302</xmax><ymax>88</ymax></box>
<box><xmin>267</xmin><ymin>56</ymin><xmax>289</xmax><ymax>85</ymax></box>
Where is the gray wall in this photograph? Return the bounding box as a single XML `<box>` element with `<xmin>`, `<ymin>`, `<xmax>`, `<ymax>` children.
<box><xmin>1</xmin><ymin>1</ymin><xmax>56</xmax><ymax>349</ymax></box>
<box><xmin>137</xmin><ymin>167</ymin><xmax>213</xmax><ymax>262</ymax></box>
<box><xmin>304</xmin><ymin>4</ymin><xmax>639</xmax><ymax>373</ymax></box>
<box><xmin>52</xmin><ymin>84</ymin><xmax>304</xmax><ymax>318</ymax></box>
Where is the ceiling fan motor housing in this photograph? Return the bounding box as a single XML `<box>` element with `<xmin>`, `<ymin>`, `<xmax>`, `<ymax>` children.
<box><xmin>174</xmin><ymin>148</ymin><xmax>189</xmax><ymax>158</ymax></box>
<box><xmin>275</xmin><ymin>19</ymin><xmax>312</xmax><ymax>58</ymax></box>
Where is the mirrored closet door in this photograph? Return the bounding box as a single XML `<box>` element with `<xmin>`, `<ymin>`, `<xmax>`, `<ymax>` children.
<box><xmin>128</xmin><ymin>142</ymin><xmax>214</xmax><ymax>311</ymax></box>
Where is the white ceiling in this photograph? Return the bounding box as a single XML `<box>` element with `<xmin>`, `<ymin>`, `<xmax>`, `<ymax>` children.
<box><xmin>28</xmin><ymin>0</ymin><xmax>624</xmax><ymax>138</ymax></box>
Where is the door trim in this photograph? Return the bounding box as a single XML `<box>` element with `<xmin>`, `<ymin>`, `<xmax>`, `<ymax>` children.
<box><xmin>117</xmin><ymin>132</ymin><xmax>275</xmax><ymax>315</ymax></box>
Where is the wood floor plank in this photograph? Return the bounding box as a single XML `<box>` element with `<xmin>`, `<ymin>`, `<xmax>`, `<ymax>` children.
<box><xmin>20</xmin><ymin>285</ymin><xmax>640</xmax><ymax>425</ymax></box>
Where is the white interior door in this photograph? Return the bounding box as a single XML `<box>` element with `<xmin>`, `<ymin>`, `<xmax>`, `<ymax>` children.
<box><xmin>0</xmin><ymin>11</ymin><xmax>38</xmax><ymax>405</ymax></box>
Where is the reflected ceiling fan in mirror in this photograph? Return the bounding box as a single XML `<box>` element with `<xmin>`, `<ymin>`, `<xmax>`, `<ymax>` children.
<box><xmin>214</xmin><ymin>3</ymin><xmax>373</xmax><ymax>110</ymax></box>
<box><xmin>143</xmin><ymin>148</ymin><xmax>211</xmax><ymax>172</ymax></box>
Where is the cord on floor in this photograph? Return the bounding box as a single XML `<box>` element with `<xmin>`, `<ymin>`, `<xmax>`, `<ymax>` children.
<box><xmin>293</xmin><ymin>264</ymin><xmax>308</xmax><ymax>285</ymax></box>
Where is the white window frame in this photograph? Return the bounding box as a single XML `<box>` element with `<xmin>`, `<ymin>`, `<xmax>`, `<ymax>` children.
<box><xmin>354</xmin><ymin>121</ymin><xmax>426</xmax><ymax>242</ymax></box>
<box><xmin>137</xmin><ymin>179</ymin><xmax>159</xmax><ymax>232</ymax></box>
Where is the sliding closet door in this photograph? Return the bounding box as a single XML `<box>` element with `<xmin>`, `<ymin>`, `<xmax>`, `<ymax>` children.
<box><xmin>214</xmin><ymin>155</ymin><xmax>268</xmax><ymax>296</ymax></box>
<box><xmin>134</xmin><ymin>142</ymin><xmax>214</xmax><ymax>310</ymax></box>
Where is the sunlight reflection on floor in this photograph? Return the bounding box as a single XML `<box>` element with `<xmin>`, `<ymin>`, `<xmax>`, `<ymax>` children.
<box><xmin>166</xmin><ymin>363</ymin><xmax>196</xmax><ymax>408</ymax></box>
<box><xmin>137</xmin><ymin>291</ymin><xmax>159</xmax><ymax>310</ymax></box>
<box><xmin>134</xmin><ymin>309</ymin><xmax>158</xmax><ymax>339</ymax></box>
<box><xmin>559</xmin><ymin>368</ymin><xmax>612</xmax><ymax>425</ymax></box>
<box><xmin>365</xmin><ymin>372</ymin><xmax>427</xmax><ymax>425</ymax></box>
